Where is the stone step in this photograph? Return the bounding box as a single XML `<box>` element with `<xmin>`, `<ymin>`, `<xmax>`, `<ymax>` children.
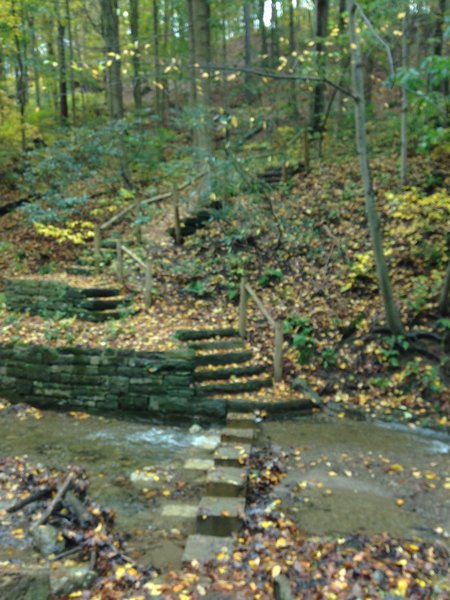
<box><xmin>194</xmin><ymin>364</ymin><xmax>267</xmax><ymax>382</ymax></box>
<box><xmin>80</xmin><ymin>297</ymin><xmax>132</xmax><ymax>311</ymax></box>
<box><xmin>182</xmin><ymin>534</ymin><xmax>234</xmax><ymax>564</ymax></box>
<box><xmin>214</xmin><ymin>443</ymin><xmax>251</xmax><ymax>468</ymax></box>
<box><xmin>194</xmin><ymin>351</ymin><xmax>253</xmax><ymax>367</ymax></box>
<box><xmin>226</xmin><ymin>412</ymin><xmax>256</xmax><ymax>429</ymax></box>
<box><xmin>82</xmin><ymin>309</ymin><xmax>127</xmax><ymax>322</ymax></box>
<box><xmin>188</xmin><ymin>339</ymin><xmax>245</xmax><ymax>352</ymax></box>
<box><xmin>184</xmin><ymin>458</ymin><xmax>215</xmax><ymax>472</ymax></box>
<box><xmin>196</xmin><ymin>496</ymin><xmax>245</xmax><ymax>537</ymax></box>
<box><xmin>196</xmin><ymin>378</ymin><xmax>272</xmax><ymax>396</ymax></box>
<box><xmin>176</xmin><ymin>328</ymin><xmax>239</xmax><ymax>341</ymax></box>
<box><xmin>206</xmin><ymin>466</ymin><xmax>247</xmax><ymax>498</ymax></box>
<box><xmin>80</xmin><ymin>287</ymin><xmax>122</xmax><ymax>298</ymax></box>
<box><xmin>66</xmin><ymin>266</ymin><xmax>95</xmax><ymax>277</ymax></box>
<box><xmin>221</xmin><ymin>428</ymin><xmax>255</xmax><ymax>444</ymax></box>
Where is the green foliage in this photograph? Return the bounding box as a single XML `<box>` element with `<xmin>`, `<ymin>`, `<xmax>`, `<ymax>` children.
<box><xmin>184</xmin><ymin>280</ymin><xmax>208</xmax><ymax>297</ymax></box>
<box><xmin>258</xmin><ymin>268</ymin><xmax>283</xmax><ymax>287</ymax></box>
<box><xmin>284</xmin><ymin>314</ymin><xmax>316</xmax><ymax>365</ymax></box>
<box><xmin>381</xmin><ymin>335</ymin><xmax>410</xmax><ymax>368</ymax></box>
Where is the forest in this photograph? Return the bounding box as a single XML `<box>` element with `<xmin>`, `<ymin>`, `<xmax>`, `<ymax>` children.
<box><xmin>0</xmin><ymin>0</ymin><xmax>449</xmax><ymax>599</ymax></box>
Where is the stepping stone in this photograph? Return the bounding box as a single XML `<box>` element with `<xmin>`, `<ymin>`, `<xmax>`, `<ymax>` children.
<box><xmin>206</xmin><ymin>466</ymin><xmax>247</xmax><ymax>498</ymax></box>
<box><xmin>197</xmin><ymin>378</ymin><xmax>272</xmax><ymax>395</ymax></box>
<box><xmin>161</xmin><ymin>504</ymin><xmax>199</xmax><ymax>519</ymax></box>
<box><xmin>194</xmin><ymin>351</ymin><xmax>253</xmax><ymax>367</ymax></box>
<box><xmin>182</xmin><ymin>534</ymin><xmax>234</xmax><ymax>564</ymax></box>
<box><xmin>221</xmin><ymin>428</ymin><xmax>255</xmax><ymax>444</ymax></box>
<box><xmin>188</xmin><ymin>339</ymin><xmax>245</xmax><ymax>351</ymax></box>
<box><xmin>176</xmin><ymin>328</ymin><xmax>239</xmax><ymax>341</ymax></box>
<box><xmin>214</xmin><ymin>443</ymin><xmax>251</xmax><ymax>468</ymax></box>
<box><xmin>197</xmin><ymin>496</ymin><xmax>245</xmax><ymax>537</ymax></box>
<box><xmin>226</xmin><ymin>412</ymin><xmax>256</xmax><ymax>429</ymax></box>
<box><xmin>194</xmin><ymin>364</ymin><xmax>266</xmax><ymax>382</ymax></box>
<box><xmin>184</xmin><ymin>458</ymin><xmax>215</xmax><ymax>471</ymax></box>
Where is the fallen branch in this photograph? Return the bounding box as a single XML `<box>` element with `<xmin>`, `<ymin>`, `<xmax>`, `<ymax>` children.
<box><xmin>32</xmin><ymin>471</ymin><xmax>76</xmax><ymax>529</ymax></box>
<box><xmin>7</xmin><ymin>487</ymin><xmax>51</xmax><ymax>513</ymax></box>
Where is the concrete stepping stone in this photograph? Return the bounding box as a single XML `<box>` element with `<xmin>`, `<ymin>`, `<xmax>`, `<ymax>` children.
<box><xmin>197</xmin><ymin>496</ymin><xmax>245</xmax><ymax>536</ymax></box>
<box><xmin>226</xmin><ymin>412</ymin><xmax>256</xmax><ymax>429</ymax></box>
<box><xmin>182</xmin><ymin>534</ymin><xmax>234</xmax><ymax>564</ymax></box>
<box><xmin>161</xmin><ymin>504</ymin><xmax>199</xmax><ymax>519</ymax></box>
<box><xmin>214</xmin><ymin>443</ymin><xmax>251</xmax><ymax>468</ymax></box>
<box><xmin>221</xmin><ymin>427</ymin><xmax>255</xmax><ymax>444</ymax></box>
<box><xmin>206</xmin><ymin>466</ymin><xmax>247</xmax><ymax>498</ymax></box>
<box><xmin>184</xmin><ymin>458</ymin><xmax>215</xmax><ymax>471</ymax></box>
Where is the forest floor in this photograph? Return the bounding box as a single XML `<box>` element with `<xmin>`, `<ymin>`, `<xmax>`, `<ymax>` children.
<box><xmin>0</xmin><ymin>148</ymin><xmax>449</xmax><ymax>429</ymax></box>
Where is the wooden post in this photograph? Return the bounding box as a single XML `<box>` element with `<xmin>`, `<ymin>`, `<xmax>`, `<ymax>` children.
<box><xmin>144</xmin><ymin>259</ymin><xmax>152</xmax><ymax>309</ymax></box>
<box><xmin>94</xmin><ymin>224</ymin><xmax>101</xmax><ymax>274</ymax></box>
<box><xmin>116</xmin><ymin>240</ymin><xmax>124</xmax><ymax>285</ymax></box>
<box><xmin>134</xmin><ymin>196</ymin><xmax>142</xmax><ymax>243</ymax></box>
<box><xmin>274</xmin><ymin>320</ymin><xmax>284</xmax><ymax>383</ymax></box>
<box><xmin>173</xmin><ymin>184</ymin><xmax>182</xmax><ymax>246</ymax></box>
<box><xmin>303</xmin><ymin>129</ymin><xmax>310</xmax><ymax>171</ymax></box>
<box><xmin>239</xmin><ymin>277</ymin><xmax>248</xmax><ymax>338</ymax></box>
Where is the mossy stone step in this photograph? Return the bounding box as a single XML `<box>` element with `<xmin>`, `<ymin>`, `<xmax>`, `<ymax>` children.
<box><xmin>226</xmin><ymin>412</ymin><xmax>256</xmax><ymax>429</ymax></box>
<box><xmin>214</xmin><ymin>443</ymin><xmax>251</xmax><ymax>468</ymax></box>
<box><xmin>194</xmin><ymin>364</ymin><xmax>267</xmax><ymax>382</ymax></box>
<box><xmin>66</xmin><ymin>267</ymin><xmax>95</xmax><ymax>277</ymax></box>
<box><xmin>194</xmin><ymin>351</ymin><xmax>253</xmax><ymax>367</ymax></box>
<box><xmin>197</xmin><ymin>377</ymin><xmax>272</xmax><ymax>395</ymax></box>
<box><xmin>82</xmin><ymin>308</ymin><xmax>134</xmax><ymax>322</ymax></box>
<box><xmin>221</xmin><ymin>428</ymin><xmax>255</xmax><ymax>444</ymax></box>
<box><xmin>176</xmin><ymin>328</ymin><xmax>239</xmax><ymax>341</ymax></box>
<box><xmin>182</xmin><ymin>534</ymin><xmax>234</xmax><ymax>564</ymax></box>
<box><xmin>225</xmin><ymin>397</ymin><xmax>316</xmax><ymax>414</ymax></box>
<box><xmin>196</xmin><ymin>496</ymin><xmax>245</xmax><ymax>537</ymax></box>
<box><xmin>206</xmin><ymin>466</ymin><xmax>248</xmax><ymax>497</ymax></box>
<box><xmin>80</xmin><ymin>297</ymin><xmax>132</xmax><ymax>311</ymax></box>
<box><xmin>188</xmin><ymin>339</ymin><xmax>245</xmax><ymax>351</ymax></box>
<box><xmin>80</xmin><ymin>288</ymin><xmax>122</xmax><ymax>298</ymax></box>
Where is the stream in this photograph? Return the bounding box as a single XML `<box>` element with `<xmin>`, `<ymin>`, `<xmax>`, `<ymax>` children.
<box><xmin>0</xmin><ymin>408</ymin><xmax>449</xmax><ymax>571</ymax></box>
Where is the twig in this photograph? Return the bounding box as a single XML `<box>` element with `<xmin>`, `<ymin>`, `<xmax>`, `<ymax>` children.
<box><xmin>7</xmin><ymin>487</ymin><xmax>51</xmax><ymax>513</ymax></box>
<box><xmin>51</xmin><ymin>545</ymin><xmax>83</xmax><ymax>562</ymax></box>
<box><xmin>32</xmin><ymin>471</ymin><xmax>76</xmax><ymax>529</ymax></box>
<box><xmin>354</xmin><ymin>2</ymin><xmax>395</xmax><ymax>80</ymax></box>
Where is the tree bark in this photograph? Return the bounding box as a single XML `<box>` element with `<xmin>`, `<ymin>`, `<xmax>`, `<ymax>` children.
<box><xmin>258</xmin><ymin>0</ymin><xmax>268</xmax><ymax>64</ymax></box>
<box><xmin>11</xmin><ymin>0</ymin><xmax>28</xmax><ymax>151</ymax></box>
<box><xmin>348</xmin><ymin>0</ymin><xmax>404</xmax><ymax>335</ymax></box>
<box><xmin>400</xmin><ymin>8</ymin><xmax>409</xmax><ymax>185</ymax></box>
<box><xmin>54</xmin><ymin>0</ymin><xmax>69</xmax><ymax>125</ymax></box>
<box><xmin>28</xmin><ymin>15</ymin><xmax>41</xmax><ymax>109</ymax></box>
<box><xmin>244</xmin><ymin>1</ymin><xmax>252</xmax><ymax>101</ymax></box>
<box><xmin>310</xmin><ymin>0</ymin><xmax>329</xmax><ymax>133</ymax></box>
<box><xmin>153</xmin><ymin>0</ymin><xmax>163</xmax><ymax>119</ymax></box>
<box><xmin>100</xmin><ymin>0</ymin><xmax>124</xmax><ymax>119</ymax></box>
<box><xmin>270</xmin><ymin>1</ymin><xmax>279</xmax><ymax>68</ymax></box>
<box><xmin>129</xmin><ymin>0</ymin><xmax>142</xmax><ymax>110</ymax></box>
<box><xmin>438</xmin><ymin>259</ymin><xmax>450</xmax><ymax>315</ymax></box>
<box><xmin>65</xmin><ymin>0</ymin><xmax>77</xmax><ymax>122</ymax></box>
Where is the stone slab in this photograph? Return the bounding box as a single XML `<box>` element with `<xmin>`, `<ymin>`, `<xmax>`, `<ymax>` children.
<box><xmin>184</xmin><ymin>459</ymin><xmax>215</xmax><ymax>471</ymax></box>
<box><xmin>220</xmin><ymin>427</ymin><xmax>255</xmax><ymax>443</ymax></box>
<box><xmin>197</xmin><ymin>496</ymin><xmax>245</xmax><ymax>537</ymax></box>
<box><xmin>182</xmin><ymin>534</ymin><xmax>234</xmax><ymax>564</ymax></box>
<box><xmin>214</xmin><ymin>443</ymin><xmax>251</xmax><ymax>468</ymax></box>
<box><xmin>206</xmin><ymin>466</ymin><xmax>247</xmax><ymax>497</ymax></box>
<box><xmin>162</xmin><ymin>504</ymin><xmax>199</xmax><ymax>519</ymax></box>
<box><xmin>226</xmin><ymin>412</ymin><xmax>256</xmax><ymax>429</ymax></box>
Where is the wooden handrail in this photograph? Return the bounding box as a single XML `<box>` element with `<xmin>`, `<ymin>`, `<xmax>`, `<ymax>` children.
<box><xmin>239</xmin><ymin>276</ymin><xmax>284</xmax><ymax>382</ymax></box>
<box><xmin>116</xmin><ymin>241</ymin><xmax>152</xmax><ymax>309</ymax></box>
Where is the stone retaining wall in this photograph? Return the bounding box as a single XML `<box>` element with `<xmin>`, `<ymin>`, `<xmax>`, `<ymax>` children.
<box><xmin>0</xmin><ymin>343</ymin><xmax>202</xmax><ymax>416</ymax></box>
<box><xmin>5</xmin><ymin>279</ymin><xmax>87</xmax><ymax>317</ymax></box>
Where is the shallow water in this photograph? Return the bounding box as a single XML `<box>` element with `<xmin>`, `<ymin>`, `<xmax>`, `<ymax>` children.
<box><xmin>263</xmin><ymin>415</ymin><xmax>450</xmax><ymax>540</ymax></box>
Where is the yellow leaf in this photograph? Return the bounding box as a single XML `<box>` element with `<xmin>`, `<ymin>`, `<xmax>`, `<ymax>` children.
<box><xmin>115</xmin><ymin>565</ymin><xmax>126</xmax><ymax>580</ymax></box>
<box><xmin>397</xmin><ymin>577</ymin><xmax>409</xmax><ymax>596</ymax></box>
<box><xmin>272</xmin><ymin>565</ymin><xmax>282</xmax><ymax>578</ymax></box>
<box><xmin>230</xmin><ymin>115</ymin><xmax>238</xmax><ymax>128</ymax></box>
<box><xmin>276</xmin><ymin>537</ymin><xmax>287</xmax><ymax>548</ymax></box>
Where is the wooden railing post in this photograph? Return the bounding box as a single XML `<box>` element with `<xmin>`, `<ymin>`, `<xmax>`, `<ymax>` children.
<box><xmin>116</xmin><ymin>240</ymin><xmax>124</xmax><ymax>285</ymax></box>
<box><xmin>134</xmin><ymin>196</ymin><xmax>142</xmax><ymax>243</ymax></box>
<box><xmin>239</xmin><ymin>277</ymin><xmax>248</xmax><ymax>338</ymax></box>
<box><xmin>144</xmin><ymin>259</ymin><xmax>152</xmax><ymax>309</ymax></box>
<box><xmin>94</xmin><ymin>224</ymin><xmax>101</xmax><ymax>274</ymax></box>
<box><xmin>173</xmin><ymin>184</ymin><xmax>182</xmax><ymax>246</ymax></box>
<box><xmin>274</xmin><ymin>320</ymin><xmax>284</xmax><ymax>383</ymax></box>
<box><xmin>303</xmin><ymin>129</ymin><xmax>310</xmax><ymax>171</ymax></box>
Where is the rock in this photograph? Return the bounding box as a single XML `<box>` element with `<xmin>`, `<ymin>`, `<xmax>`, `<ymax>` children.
<box><xmin>130</xmin><ymin>468</ymin><xmax>164</xmax><ymax>489</ymax></box>
<box><xmin>0</xmin><ymin>567</ymin><xmax>51</xmax><ymax>600</ymax></box>
<box><xmin>191</xmin><ymin>434</ymin><xmax>221</xmax><ymax>451</ymax></box>
<box><xmin>31</xmin><ymin>524</ymin><xmax>65</xmax><ymax>556</ymax></box>
<box><xmin>189</xmin><ymin>424</ymin><xmax>203</xmax><ymax>434</ymax></box>
<box><xmin>50</xmin><ymin>565</ymin><xmax>96</xmax><ymax>596</ymax></box>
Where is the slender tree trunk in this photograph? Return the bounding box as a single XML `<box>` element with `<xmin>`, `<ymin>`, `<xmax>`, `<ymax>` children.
<box><xmin>11</xmin><ymin>0</ymin><xmax>28</xmax><ymax>151</ymax></box>
<box><xmin>28</xmin><ymin>16</ymin><xmax>41</xmax><ymax>109</ymax></box>
<box><xmin>270</xmin><ymin>1</ymin><xmax>279</xmax><ymax>68</ymax></box>
<box><xmin>244</xmin><ymin>1</ymin><xmax>252</xmax><ymax>101</ymax></box>
<box><xmin>220</xmin><ymin>0</ymin><xmax>228</xmax><ymax>103</ymax></box>
<box><xmin>129</xmin><ymin>0</ymin><xmax>142</xmax><ymax>110</ymax></box>
<box><xmin>54</xmin><ymin>0</ymin><xmax>69</xmax><ymax>125</ymax></box>
<box><xmin>100</xmin><ymin>0</ymin><xmax>124</xmax><ymax>119</ymax></box>
<box><xmin>187</xmin><ymin>0</ymin><xmax>197</xmax><ymax>108</ymax></box>
<box><xmin>439</xmin><ymin>259</ymin><xmax>450</xmax><ymax>315</ymax></box>
<box><xmin>310</xmin><ymin>0</ymin><xmax>329</xmax><ymax>134</ymax></box>
<box><xmin>400</xmin><ymin>8</ymin><xmax>409</xmax><ymax>185</ymax></box>
<box><xmin>153</xmin><ymin>0</ymin><xmax>163</xmax><ymax>120</ymax></box>
<box><xmin>258</xmin><ymin>0</ymin><xmax>268</xmax><ymax>65</ymax></box>
<box><xmin>65</xmin><ymin>0</ymin><xmax>76</xmax><ymax>122</ymax></box>
<box><xmin>288</xmin><ymin>0</ymin><xmax>296</xmax><ymax>52</ymax></box>
<box><xmin>334</xmin><ymin>0</ymin><xmax>347</xmax><ymax>134</ymax></box>
<box><xmin>348</xmin><ymin>0</ymin><xmax>404</xmax><ymax>335</ymax></box>
<box><xmin>191</xmin><ymin>0</ymin><xmax>212</xmax><ymax>159</ymax></box>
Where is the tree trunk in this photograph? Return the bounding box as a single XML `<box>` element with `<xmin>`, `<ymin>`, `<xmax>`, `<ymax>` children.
<box><xmin>439</xmin><ymin>259</ymin><xmax>450</xmax><ymax>315</ymax></box>
<box><xmin>270</xmin><ymin>1</ymin><xmax>279</xmax><ymax>68</ymax></box>
<box><xmin>191</xmin><ymin>0</ymin><xmax>212</xmax><ymax>159</ymax></box>
<box><xmin>310</xmin><ymin>0</ymin><xmax>329</xmax><ymax>134</ymax></box>
<box><xmin>28</xmin><ymin>16</ymin><xmax>41</xmax><ymax>109</ymax></box>
<box><xmin>400</xmin><ymin>8</ymin><xmax>409</xmax><ymax>185</ymax></box>
<box><xmin>153</xmin><ymin>0</ymin><xmax>163</xmax><ymax>120</ymax></box>
<box><xmin>65</xmin><ymin>0</ymin><xmax>76</xmax><ymax>122</ymax></box>
<box><xmin>129</xmin><ymin>0</ymin><xmax>142</xmax><ymax>110</ymax></box>
<box><xmin>54</xmin><ymin>0</ymin><xmax>69</xmax><ymax>125</ymax></box>
<box><xmin>187</xmin><ymin>0</ymin><xmax>197</xmax><ymax>107</ymax></box>
<box><xmin>11</xmin><ymin>0</ymin><xmax>28</xmax><ymax>151</ymax></box>
<box><xmin>100</xmin><ymin>0</ymin><xmax>124</xmax><ymax>119</ymax></box>
<box><xmin>258</xmin><ymin>0</ymin><xmax>268</xmax><ymax>63</ymax></box>
<box><xmin>244</xmin><ymin>1</ymin><xmax>252</xmax><ymax>101</ymax></box>
<box><xmin>347</xmin><ymin>0</ymin><xmax>404</xmax><ymax>335</ymax></box>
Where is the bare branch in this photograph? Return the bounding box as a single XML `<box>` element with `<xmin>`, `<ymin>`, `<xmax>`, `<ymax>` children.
<box><xmin>193</xmin><ymin>64</ymin><xmax>357</xmax><ymax>100</ymax></box>
<box><xmin>354</xmin><ymin>2</ymin><xmax>395</xmax><ymax>80</ymax></box>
